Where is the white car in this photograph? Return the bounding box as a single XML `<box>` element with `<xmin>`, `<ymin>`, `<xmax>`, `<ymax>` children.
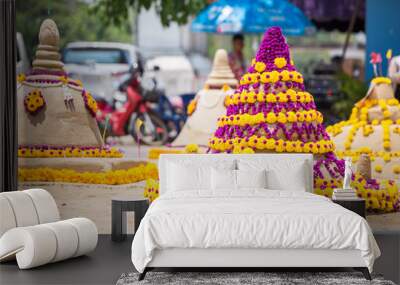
<box><xmin>63</xmin><ymin>42</ymin><xmax>142</xmax><ymax>101</ymax></box>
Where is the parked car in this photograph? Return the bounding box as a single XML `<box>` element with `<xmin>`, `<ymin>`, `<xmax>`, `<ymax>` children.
<box><xmin>63</xmin><ymin>42</ymin><xmax>143</xmax><ymax>102</ymax></box>
<box><xmin>145</xmin><ymin>55</ymin><xmax>195</xmax><ymax>98</ymax></box>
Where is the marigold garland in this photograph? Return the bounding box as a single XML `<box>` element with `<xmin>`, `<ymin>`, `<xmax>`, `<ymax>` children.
<box><xmin>18</xmin><ymin>145</ymin><xmax>124</xmax><ymax>158</ymax></box>
<box><xmin>239</xmin><ymin>70</ymin><xmax>303</xmax><ymax>85</ymax></box>
<box><xmin>217</xmin><ymin>110</ymin><xmax>323</xmax><ymax>127</ymax></box>
<box><xmin>82</xmin><ymin>90</ymin><xmax>98</xmax><ymax>117</ymax></box>
<box><xmin>314</xmin><ymin>174</ymin><xmax>399</xmax><ymax>212</ymax></box>
<box><xmin>371</xmin><ymin>77</ymin><xmax>392</xmax><ymax>85</ymax></box>
<box><xmin>209</xmin><ymin>137</ymin><xmax>334</xmax><ymax>154</ymax></box>
<box><xmin>224</xmin><ymin>89</ymin><xmax>313</xmax><ymax>106</ymax></box>
<box><xmin>147</xmin><ymin>148</ymin><xmax>183</xmax><ymax>159</ymax></box>
<box><xmin>187</xmin><ymin>98</ymin><xmax>197</xmax><ymax>116</ymax></box>
<box><xmin>18</xmin><ymin>163</ymin><xmax>158</xmax><ymax>185</ymax></box>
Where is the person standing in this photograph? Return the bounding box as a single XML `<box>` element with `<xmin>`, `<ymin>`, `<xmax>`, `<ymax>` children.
<box><xmin>388</xmin><ymin>54</ymin><xmax>400</xmax><ymax>97</ymax></box>
<box><xmin>228</xmin><ymin>34</ymin><xmax>246</xmax><ymax>80</ymax></box>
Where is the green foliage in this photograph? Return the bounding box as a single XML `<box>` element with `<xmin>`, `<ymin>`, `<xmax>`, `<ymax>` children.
<box><xmin>333</xmin><ymin>72</ymin><xmax>368</xmax><ymax>119</ymax></box>
<box><xmin>93</xmin><ymin>0</ymin><xmax>208</xmax><ymax>26</ymax></box>
<box><xmin>17</xmin><ymin>0</ymin><xmax>132</xmax><ymax>59</ymax></box>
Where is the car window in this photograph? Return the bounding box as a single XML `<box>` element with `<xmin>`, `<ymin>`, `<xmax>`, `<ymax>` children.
<box><xmin>63</xmin><ymin>48</ymin><xmax>130</xmax><ymax>64</ymax></box>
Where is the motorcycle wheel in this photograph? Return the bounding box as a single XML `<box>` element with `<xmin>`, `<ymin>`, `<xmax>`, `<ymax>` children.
<box><xmin>130</xmin><ymin>112</ymin><xmax>169</xmax><ymax>146</ymax></box>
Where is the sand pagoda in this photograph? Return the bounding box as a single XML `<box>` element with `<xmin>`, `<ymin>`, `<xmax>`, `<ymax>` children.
<box><xmin>209</xmin><ymin>27</ymin><xmax>334</xmax><ymax>155</ymax></box>
<box><xmin>172</xmin><ymin>49</ymin><xmax>238</xmax><ymax>146</ymax></box>
<box><xmin>208</xmin><ymin>27</ymin><xmax>399</xmax><ymax>212</ymax></box>
<box><xmin>327</xmin><ymin>76</ymin><xmax>400</xmax><ymax>182</ymax></box>
<box><xmin>18</xmin><ymin>19</ymin><xmax>104</xmax><ymax>148</ymax></box>
<box><xmin>17</xmin><ymin>19</ymin><xmax>157</xmax><ymax>186</ymax></box>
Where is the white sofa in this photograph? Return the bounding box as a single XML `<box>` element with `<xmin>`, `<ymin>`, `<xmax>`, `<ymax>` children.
<box><xmin>0</xmin><ymin>188</ymin><xmax>98</xmax><ymax>269</ymax></box>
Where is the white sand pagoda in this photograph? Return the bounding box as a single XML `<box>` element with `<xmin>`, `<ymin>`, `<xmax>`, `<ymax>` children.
<box><xmin>17</xmin><ymin>19</ymin><xmax>157</xmax><ymax>184</ymax></box>
<box><xmin>172</xmin><ymin>49</ymin><xmax>238</xmax><ymax>146</ymax></box>
<box><xmin>18</xmin><ymin>19</ymin><xmax>103</xmax><ymax>148</ymax></box>
<box><xmin>17</xmin><ymin>19</ymin><xmax>158</xmax><ymax>234</ymax></box>
<box><xmin>327</xmin><ymin>76</ymin><xmax>400</xmax><ymax>183</ymax></box>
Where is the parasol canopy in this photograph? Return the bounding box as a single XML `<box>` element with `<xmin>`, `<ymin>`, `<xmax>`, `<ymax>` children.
<box><xmin>191</xmin><ymin>0</ymin><xmax>315</xmax><ymax>35</ymax></box>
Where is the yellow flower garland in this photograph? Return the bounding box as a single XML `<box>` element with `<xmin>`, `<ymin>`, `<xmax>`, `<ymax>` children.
<box><xmin>18</xmin><ymin>163</ymin><xmax>158</xmax><ymax>185</ymax></box>
<box><xmin>217</xmin><ymin>110</ymin><xmax>323</xmax><ymax>127</ymax></box>
<box><xmin>148</xmin><ymin>148</ymin><xmax>183</xmax><ymax>159</ymax></box>
<box><xmin>371</xmin><ymin>77</ymin><xmax>392</xmax><ymax>85</ymax></box>
<box><xmin>187</xmin><ymin>98</ymin><xmax>197</xmax><ymax>116</ymax></box>
<box><xmin>224</xmin><ymin>89</ymin><xmax>313</xmax><ymax>106</ymax></box>
<box><xmin>209</xmin><ymin>136</ymin><xmax>334</xmax><ymax>154</ymax></box>
<box><xmin>239</xmin><ymin>70</ymin><xmax>303</xmax><ymax>85</ymax></box>
<box><xmin>18</xmin><ymin>146</ymin><xmax>123</xmax><ymax>158</ymax></box>
<box><xmin>314</xmin><ymin>174</ymin><xmax>398</xmax><ymax>212</ymax></box>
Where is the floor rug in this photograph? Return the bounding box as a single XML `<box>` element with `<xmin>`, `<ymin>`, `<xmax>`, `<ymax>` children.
<box><xmin>116</xmin><ymin>271</ymin><xmax>395</xmax><ymax>285</ymax></box>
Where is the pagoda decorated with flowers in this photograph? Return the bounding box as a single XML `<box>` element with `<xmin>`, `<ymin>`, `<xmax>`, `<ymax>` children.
<box><xmin>17</xmin><ymin>19</ymin><xmax>157</xmax><ymax>186</ymax></box>
<box><xmin>209</xmin><ymin>27</ymin><xmax>334</xmax><ymax>155</ymax></box>
<box><xmin>327</xmin><ymin>51</ymin><xmax>400</xmax><ymax>184</ymax></box>
<box><xmin>208</xmin><ymin>27</ymin><xmax>399</xmax><ymax>212</ymax></box>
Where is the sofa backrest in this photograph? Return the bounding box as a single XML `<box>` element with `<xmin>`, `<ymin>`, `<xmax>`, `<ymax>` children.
<box><xmin>0</xmin><ymin>189</ymin><xmax>60</xmax><ymax>237</ymax></box>
<box><xmin>159</xmin><ymin>154</ymin><xmax>313</xmax><ymax>195</ymax></box>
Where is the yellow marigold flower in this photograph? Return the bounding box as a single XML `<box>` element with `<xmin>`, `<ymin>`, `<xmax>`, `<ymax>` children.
<box><xmin>254</xmin><ymin>62</ymin><xmax>266</xmax><ymax>73</ymax></box>
<box><xmin>185</xmin><ymin>144</ymin><xmax>199</xmax><ymax>153</ymax></box>
<box><xmin>270</xmin><ymin>70</ymin><xmax>280</xmax><ymax>82</ymax></box>
<box><xmin>383</xmin><ymin>141</ymin><xmax>391</xmax><ymax>150</ymax></box>
<box><xmin>17</xmin><ymin>73</ymin><xmax>26</xmax><ymax>83</ymax></box>
<box><xmin>277</xmin><ymin>112</ymin><xmax>287</xmax><ymax>124</ymax></box>
<box><xmin>274</xmin><ymin>57</ymin><xmax>287</xmax><ymax>68</ymax></box>
<box><xmin>281</xmin><ymin>70</ymin><xmax>290</xmax><ymax>81</ymax></box>
<box><xmin>266</xmin><ymin>93</ymin><xmax>276</xmax><ymax>103</ymax></box>
<box><xmin>266</xmin><ymin>113</ymin><xmax>277</xmax><ymax>124</ymax></box>
<box><xmin>393</xmin><ymin>165</ymin><xmax>400</xmax><ymax>175</ymax></box>
<box><xmin>375</xmin><ymin>165</ymin><xmax>383</xmax><ymax>173</ymax></box>
<box><xmin>242</xmin><ymin>147</ymin><xmax>255</xmax><ymax>154</ymax></box>
<box><xmin>383</xmin><ymin>110</ymin><xmax>392</xmax><ymax>118</ymax></box>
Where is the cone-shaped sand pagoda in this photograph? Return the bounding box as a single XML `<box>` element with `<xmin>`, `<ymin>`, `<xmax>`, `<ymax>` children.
<box><xmin>172</xmin><ymin>49</ymin><xmax>237</xmax><ymax>146</ymax></box>
<box><xmin>18</xmin><ymin>19</ymin><xmax>105</xmax><ymax>149</ymax></box>
<box><xmin>327</xmin><ymin>76</ymin><xmax>400</xmax><ymax>182</ymax></box>
<box><xmin>207</xmin><ymin>27</ymin><xmax>399</xmax><ymax>212</ymax></box>
<box><xmin>17</xmin><ymin>19</ymin><xmax>157</xmax><ymax>186</ymax></box>
<box><xmin>209</xmin><ymin>27</ymin><xmax>334</xmax><ymax>154</ymax></box>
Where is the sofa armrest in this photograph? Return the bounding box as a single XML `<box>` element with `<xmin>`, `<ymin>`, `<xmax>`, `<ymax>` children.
<box><xmin>0</xmin><ymin>217</ymin><xmax>98</xmax><ymax>269</ymax></box>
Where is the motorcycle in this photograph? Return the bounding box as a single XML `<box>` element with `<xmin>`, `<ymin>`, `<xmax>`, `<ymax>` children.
<box><xmin>144</xmin><ymin>65</ymin><xmax>188</xmax><ymax>141</ymax></box>
<box><xmin>96</xmin><ymin>67</ymin><xmax>169</xmax><ymax>146</ymax></box>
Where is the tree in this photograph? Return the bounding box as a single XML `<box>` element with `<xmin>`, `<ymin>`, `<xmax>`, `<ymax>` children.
<box><xmin>17</xmin><ymin>0</ymin><xmax>132</xmax><ymax>59</ymax></box>
<box><xmin>93</xmin><ymin>0</ymin><xmax>208</xmax><ymax>26</ymax></box>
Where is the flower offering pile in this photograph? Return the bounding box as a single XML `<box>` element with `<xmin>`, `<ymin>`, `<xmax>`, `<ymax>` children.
<box><xmin>17</xmin><ymin>19</ymin><xmax>153</xmax><ymax>185</ymax></box>
<box><xmin>208</xmin><ymin>27</ymin><xmax>399</xmax><ymax>212</ymax></box>
<box><xmin>209</xmin><ymin>27</ymin><xmax>334</xmax><ymax>154</ymax></box>
<box><xmin>327</xmin><ymin>53</ymin><xmax>400</xmax><ymax>183</ymax></box>
<box><xmin>172</xmin><ymin>49</ymin><xmax>237</xmax><ymax>146</ymax></box>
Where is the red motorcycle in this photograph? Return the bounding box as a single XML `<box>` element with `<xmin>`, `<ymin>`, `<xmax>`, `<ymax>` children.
<box><xmin>96</xmin><ymin>68</ymin><xmax>169</xmax><ymax>146</ymax></box>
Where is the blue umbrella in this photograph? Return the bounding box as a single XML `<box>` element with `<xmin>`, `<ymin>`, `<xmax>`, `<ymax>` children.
<box><xmin>191</xmin><ymin>0</ymin><xmax>315</xmax><ymax>35</ymax></box>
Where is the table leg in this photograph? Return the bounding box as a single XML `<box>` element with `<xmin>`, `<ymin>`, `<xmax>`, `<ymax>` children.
<box><xmin>112</xmin><ymin>201</ymin><xmax>127</xmax><ymax>242</ymax></box>
<box><xmin>134</xmin><ymin>202</ymin><xmax>148</xmax><ymax>233</ymax></box>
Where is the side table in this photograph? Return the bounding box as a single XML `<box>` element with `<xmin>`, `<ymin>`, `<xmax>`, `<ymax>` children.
<box><xmin>332</xmin><ymin>198</ymin><xmax>366</xmax><ymax>218</ymax></box>
<box><xmin>112</xmin><ymin>196</ymin><xmax>149</xmax><ymax>242</ymax></box>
